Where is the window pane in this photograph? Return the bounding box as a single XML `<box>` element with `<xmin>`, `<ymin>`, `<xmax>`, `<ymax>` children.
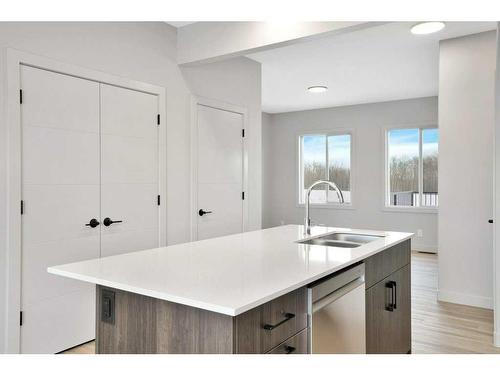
<box><xmin>422</xmin><ymin>128</ymin><xmax>439</xmax><ymax>207</ymax></box>
<box><xmin>328</xmin><ymin>134</ymin><xmax>351</xmax><ymax>203</ymax></box>
<box><xmin>302</xmin><ymin>135</ymin><xmax>326</xmax><ymax>203</ymax></box>
<box><xmin>388</xmin><ymin>129</ymin><xmax>419</xmax><ymax>206</ymax></box>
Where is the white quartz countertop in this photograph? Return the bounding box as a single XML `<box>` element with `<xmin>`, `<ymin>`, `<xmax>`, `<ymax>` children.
<box><xmin>48</xmin><ymin>225</ymin><xmax>412</xmax><ymax>316</ymax></box>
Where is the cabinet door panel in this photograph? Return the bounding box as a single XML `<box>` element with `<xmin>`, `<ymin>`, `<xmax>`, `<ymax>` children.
<box><xmin>366</xmin><ymin>265</ymin><xmax>411</xmax><ymax>354</ymax></box>
<box><xmin>235</xmin><ymin>288</ymin><xmax>307</xmax><ymax>353</ymax></box>
<box><xmin>364</xmin><ymin>240</ymin><xmax>410</xmax><ymax>289</ymax></box>
<box><xmin>266</xmin><ymin>329</ymin><xmax>309</xmax><ymax>354</ymax></box>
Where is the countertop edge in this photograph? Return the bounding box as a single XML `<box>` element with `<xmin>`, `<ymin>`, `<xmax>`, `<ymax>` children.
<box><xmin>47</xmin><ymin>232</ymin><xmax>413</xmax><ymax>317</ymax></box>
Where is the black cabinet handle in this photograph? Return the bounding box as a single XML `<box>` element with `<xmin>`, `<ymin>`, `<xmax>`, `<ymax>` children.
<box><xmin>263</xmin><ymin>312</ymin><xmax>295</xmax><ymax>331</ymax></box>
<box><xmin>103</xmin><ymin>217</ymin><xmax>123</xmax><ymax>227</ymax></box>
<box><xmin>489</xmin><ymin>219</ymin><xmax>494</xmax><ymax>223</ymax></box>
<box><xmin>393</xmin><ymin>281</ymin><xmax>397</xmax><ymax>309</ymax></box>
<box><xmin>284</xmin><ymin>345</ymin><xmax>296</xmax><ymax>354</ymax></box>
<box><xmin>385</xmin><ymin>281</ymin><xmax>396</xmax><ymax>311</ymax></box>
<box><xmin>85</xmin><ymin>218</ymin><xmax>100</xmax><ymax>228</ymax></box>
<box><xmin>198</xmin><ymin>209</ymin><xmax>213</xmax><ymax>216</ymax></box>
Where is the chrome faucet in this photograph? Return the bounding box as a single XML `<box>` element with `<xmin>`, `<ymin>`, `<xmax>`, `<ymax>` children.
<box><xmin>304</xmin><ymin>180</ymin><xmax>344</xmax><ymax>235</ymax></box>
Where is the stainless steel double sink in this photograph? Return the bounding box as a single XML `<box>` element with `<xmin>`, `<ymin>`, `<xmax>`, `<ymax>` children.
<box><xmin>297</xmin><ymin>232</ymin><xmax>384</xmax><ymax>248</ymax></box>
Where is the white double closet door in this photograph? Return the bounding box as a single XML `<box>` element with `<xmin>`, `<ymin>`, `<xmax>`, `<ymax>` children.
<box><xmin>20</xmin><ymin>65</ymin><xmax>160</xmax><ymax>353</ymax></box>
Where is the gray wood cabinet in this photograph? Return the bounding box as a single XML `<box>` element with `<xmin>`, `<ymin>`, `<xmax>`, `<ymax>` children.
<box><xmin>95</xmin><ymin>239</ymin><xmax>411</xmax><ymax>354</ymax></box>
<box><xmin>364</xmin><ymin>240</ymin><xmax>411</xmax><ymax>289</ymax></box>
<box><xmin>234</xmin><ymin>287</ymin><xmax>308</xmax><ymax>353</ymax></box>
<box><xmin>364</xmin><ymin>240</ymin><xmax>411</xmax><ymax>354</ymax></box>
<box><xmin>96</xmin><ymin>286</ymin><xmax>308</xmax><ymax>354</ymax></box>
<box><xmin>266</xmin><ymin>329</ymin><xmax>308</xmax><ymax>354</ymax></box>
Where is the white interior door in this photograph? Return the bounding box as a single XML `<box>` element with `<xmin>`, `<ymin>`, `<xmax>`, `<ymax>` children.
<box><xmin>196</xmin><ymin>104</ymin><xmax>244</xmax><ymax>240</ymax></box>
<box><xmin>20</xmin><ymin>66</ymin><xmax>99</xmax><ymax>353</ymax></box>
<box><xmin>99</xmin><ymin>84</ymin><xmax>160</xmax><ymax>257</ymax></box>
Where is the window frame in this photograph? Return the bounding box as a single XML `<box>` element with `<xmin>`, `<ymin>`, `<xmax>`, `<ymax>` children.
<box><xmin>297</xmin><ymin>129</ymin><xmax>355</xmax><ymax>209</ymax></box>
<box><xmin>383</xmin><ymin>123</ymin><xmax>438</xmax><ymax>213</ymax></box>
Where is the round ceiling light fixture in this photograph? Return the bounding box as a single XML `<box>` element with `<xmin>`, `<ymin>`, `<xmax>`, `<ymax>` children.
<box><xmin>307</xmin><ymin>85</ymin><xmax>328</xmax><ymax>93</ymax></box>
<box><xmin>410</xmin><ymin>21</ymin><xmax>445</xmax><ymax>35</ymax></box>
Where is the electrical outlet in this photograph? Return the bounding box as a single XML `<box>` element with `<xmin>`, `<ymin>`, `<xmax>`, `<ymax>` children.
<box><xmin>417</xmin><ymin>229</ymin><xmax>423</xmax><ymax>238</ymax></box>
<box><xmin>101</xmin><ymin>289</ymin><xmax>115</xmax><ymax>324</ymax></box>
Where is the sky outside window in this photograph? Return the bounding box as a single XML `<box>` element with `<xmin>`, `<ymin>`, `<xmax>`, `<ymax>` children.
<box><xmin>328</xmin><ymin>134</ymin><xmax>351</xmax><ymax>203</ymax></box>
<box><xmin>301</xmin><ymin>134</ymin><xmax>351</xmax><ymax>204</ymax></box>
<box><xmin>388</xmin><ymin>129</ymin><xmax>419</xmax><ymax>206</ymax></box>
<box><xmin>422</xmin><ymin>128</ymin><xmax>439</xmax><ymax>206</ymax></box>
<box><xmin>387</xmin><ymin>128</ymin><xmax>439</xmax><ymax>207</ymax></box>
<box><xmin>302</xmin><ymin>135</ymin><xmax>326</xmax><ymax>203</ymax></box>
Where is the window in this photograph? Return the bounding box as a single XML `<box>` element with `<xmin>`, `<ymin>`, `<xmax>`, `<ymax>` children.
<box><xmin>299</xmin><ymin>133</ymin><xmax>352</xmax><ymax>205</ymax></box>
<box><xmin>386</xmin><ymin>127</ymin><xmax>438</xmax><ymax>208</ymax></box>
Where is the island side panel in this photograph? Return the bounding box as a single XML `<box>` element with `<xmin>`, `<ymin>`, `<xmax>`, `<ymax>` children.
<box><xmin>96</xmin><ymin>286</ymin><xmax>234</xmax><ymax>354</ymax></box>
<box><xmin>96</xmin><ymin>286</ymin><xmax>157</xmax><ymax>353</ymax></box>
<box><xmin>155</xmin><ymin>298</ymin><xmax>234</xmax><ymax>354</ymax></box>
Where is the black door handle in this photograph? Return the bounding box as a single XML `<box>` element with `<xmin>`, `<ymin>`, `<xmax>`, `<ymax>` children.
<box><xmin>198</xmin><ymin>209</ymin><xmax>213</xmax><ymax>216</ymax></box>
<box><xmin>103</xmin><ymin>217</ymin><xmax>123</xmax><ymax>227</ymax></box>
<box><xmin>85</xmin><ymin>218</ymin><xmax>100</xmax><ymax>228</ymax></box>
<box><xmin>489</xmin><ymin>219</ymin><xmax>494</xmax><ymax>223</ymax></box>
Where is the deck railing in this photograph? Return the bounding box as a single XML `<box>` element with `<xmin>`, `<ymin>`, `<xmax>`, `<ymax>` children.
<box><xmin>391</xmin><ymin>191</ymin><xmax>438</xmax><ymax>207</ymax></box>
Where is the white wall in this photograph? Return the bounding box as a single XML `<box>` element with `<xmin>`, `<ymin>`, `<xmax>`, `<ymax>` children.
<box><xmin>438</xmin><ymin>31</ymin><xmax>497</xmax><ymax>309</ymax></box>
<box><xmin>262</xmin><ymin>97</ymin><xmax>438</xmax><ymax>251</ymax></box>
<box><xmin>262</xmin><ymin>112</ymin><xmax>273</xmax><ymax>228</ymax></box>
<box><xmin>0</xmin><ymin>22</ymin><xmax>261</xmax><ymax>353</ymax></box>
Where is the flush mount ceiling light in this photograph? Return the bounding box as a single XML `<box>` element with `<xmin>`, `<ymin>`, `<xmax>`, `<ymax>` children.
<box><xmin>307</xmin><ymin>86</ymin><xmax>328</xmax><ymax>93</ymax></box>
<box><xmin>410</xmin><ymin>21</ymin><xmax>445</xmax><ymax>35</ymax></box>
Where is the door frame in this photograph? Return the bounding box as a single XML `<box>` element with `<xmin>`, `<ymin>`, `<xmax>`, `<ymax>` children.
<box><xmin>189</xmin><ymin>96</ymin><xmax>249</xmax><ymax>241</ymax></box>
<box><xmin>494</xmin><ymin>22</ymin><xmax>500</xmax><ymax>348</ymax></box>
<box><xmin>3</xmin><ymin>48</ymin><xmax>167</xmax><ymax>353</ymax></box>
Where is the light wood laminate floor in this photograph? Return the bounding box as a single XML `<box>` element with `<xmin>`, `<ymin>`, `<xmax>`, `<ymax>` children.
<box><xmin>411</xmin><ymin>252</ymin><xmax>499</xmax><ymax>353</ymax></box>
<box><xmin>63</xmin><ymin>252</ymin><xmax>500</xmax><ymax>354</ymax></box>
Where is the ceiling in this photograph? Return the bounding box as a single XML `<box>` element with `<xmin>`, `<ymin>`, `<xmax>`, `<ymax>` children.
<box><xmin>247</xmin><ymin>22</ymin><xmax>496</xmax><ymax>113</ymax></box>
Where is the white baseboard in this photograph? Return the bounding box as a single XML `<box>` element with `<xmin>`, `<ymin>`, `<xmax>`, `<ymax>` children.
<box><xmin>412</xmin><ymin>244</ymin><xmax>437</xmax><ymax>253</ymax></box>
<box><xmin>438</xmin><ymin>289</ymin><xmax>493</xmax><ymax>309</ymax></box>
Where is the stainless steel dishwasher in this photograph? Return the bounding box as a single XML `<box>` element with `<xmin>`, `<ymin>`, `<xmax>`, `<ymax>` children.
<box><xmin>308</xmin><ymin>263</ymin><xmax>366</xmax><ymax>354</ymax></box>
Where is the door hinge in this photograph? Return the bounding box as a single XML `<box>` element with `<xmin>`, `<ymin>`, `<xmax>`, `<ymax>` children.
<box><xmin>157</xmin><ymin>195</ymin><xmax>160</xmax><ymax>206</ymax></box>
<box><xmin>19</xmin><ymin>89</ymin><xmax>23</xmax><ymax>104</ymax></box>
<box><xmin>242</xmin><ymin>128</ymin><xmax>245</xmax><ymax>138</ymax></box>
<box><xmin>242</xmin><ymin>192</ymin><xmax>245</xmax><ymax>200</ymax></box>
<box><xmin>157</xmin><ymin>114</ymin><xmax>160</xmax><ymax>126</ymax></box>
<box><xmin>20</xmin><ymin>200</ymin><xmax>24</xmax><ymax>215</ymax></box>
<box><xmin>20</xmin><ymin>311</ymin><xmax>23</xmax><ymax>326</ymax></box>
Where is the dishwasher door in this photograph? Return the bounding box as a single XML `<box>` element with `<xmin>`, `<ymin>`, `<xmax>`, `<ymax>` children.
<box><xmin>308</xmin><ymin>264</ymin><xmax>366</xmax><ymax>354</ymax></box>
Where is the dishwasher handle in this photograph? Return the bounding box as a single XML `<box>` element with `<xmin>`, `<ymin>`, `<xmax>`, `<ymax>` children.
<box><xmin>312</xmin><ymin>277</ymin><xmax>365</xmax><ymax>314</ymax></box>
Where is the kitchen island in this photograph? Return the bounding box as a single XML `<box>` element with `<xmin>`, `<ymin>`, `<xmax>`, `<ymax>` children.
<box><xmin>48</xmin><ymin>225</ymin><xmax>413</xmax><ymax>354</ymax></box>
